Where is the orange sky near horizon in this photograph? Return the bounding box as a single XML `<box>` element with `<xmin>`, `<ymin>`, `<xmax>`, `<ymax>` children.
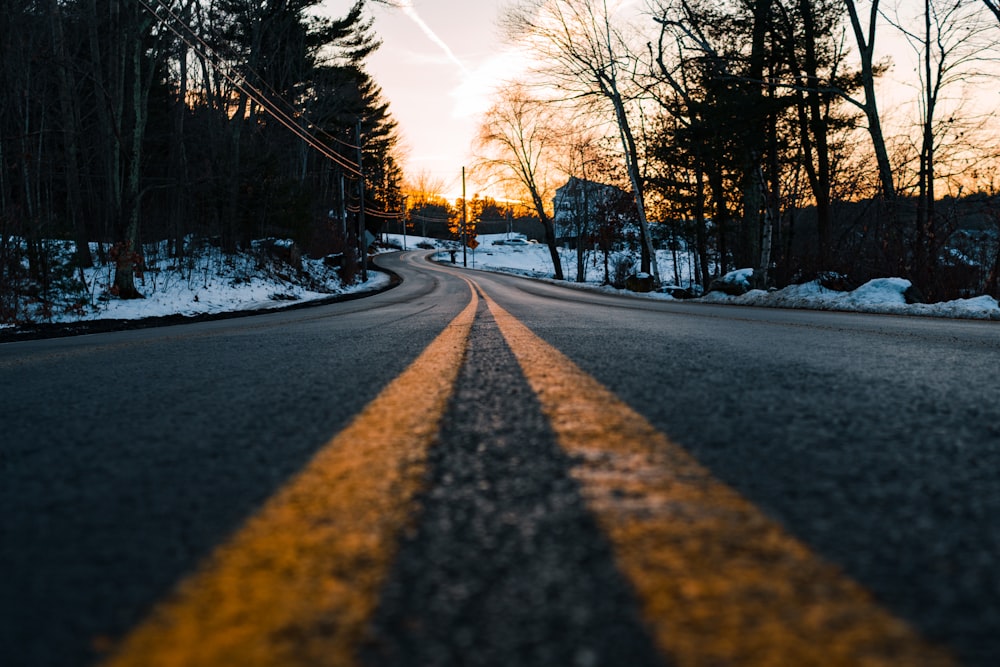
<box><xmin>319</xmin><ymin>0</ymin><xmax>525</xmax><ymax>201</ymax></box>
<box><xmin>317</xmin><ymin>0</ymin><xmax>1000</xmax><ymax>202</ymax></box>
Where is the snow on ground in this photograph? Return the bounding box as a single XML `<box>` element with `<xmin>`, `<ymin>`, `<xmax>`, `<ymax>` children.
<box><xmin>703</xmin><ymin>277</ymin><xmax>1000</xmax><ymax>320</ymax></box>
<box><xmin>385</xmin><ymin>232</ymin><xmax>1000</xmax><ymax>321</ymax></box>
<box><xmin>2</xmin><ymin>238</ymin><xmax>389</xmax><ymax>328</ymax></box>
<box><xmin>6</xmin><ymin>232</ymin><xmax>997</xmax><ymax>330</ymax></box>
<box><xmin>75</xmin><ymin>256</ymin><xmax>390</xmax><ymax>322</ymax></box>
<box><xmin>397</xmin><ymin>232</ymin><xmax>695</xmax><ymax>285</ymax></box>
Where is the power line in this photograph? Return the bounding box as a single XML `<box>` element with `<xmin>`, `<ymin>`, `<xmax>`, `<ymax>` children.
<box><xmin>140</xmin><ymin>0</ymin><xmax>362</xmax><ymax>176</ymax></box>
<box><xmin>141</xmin><ymin>0</ymin><xmax>409</xmax><ymax>224</ymax></box>
<box><xmin>146</xmin><ymin>0</ymin><xmax>360</xmax><ymax>170</ymax></box>
<box><xmin>151</xmin><ymin>0</ymin><xmax>362</xmax><ymax>153</ymax></box>
<box><xmin>348</xmin><ymin>203</ymin><xmax>403</xmax><ymax>219</ymax></box>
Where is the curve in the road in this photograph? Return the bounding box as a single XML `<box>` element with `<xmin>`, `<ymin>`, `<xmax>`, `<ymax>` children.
<box><xmin>95</xmin><ymin>259</ymin><xmax>960</xmax><ymax>667</ymax></box>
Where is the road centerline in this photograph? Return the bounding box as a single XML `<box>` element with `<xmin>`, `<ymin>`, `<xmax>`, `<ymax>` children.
<box><xmin>361</xmin><ymin>295</ymin><xmax>664</xmax><ymax>667</ymax></box>
<box><xmin>480</xmin><ymin>285</ymin><xmax>954</xmax><ymax>667</ymax></box>
<box><xmin>101</xmin><ymin>285</ymin><xmax>478</xmax><ymax>667</ymax></box>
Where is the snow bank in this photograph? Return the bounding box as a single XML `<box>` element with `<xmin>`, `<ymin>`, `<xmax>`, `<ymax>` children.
<box><xmin>6</xmin><ymin>238</ymin><xmax>389</xmax><ymax>326</ymax></box>
<box><xmin>707</xmin><ymin>277</ymin><xmax>1000</xmax><ymax>320</ymax></box>
<box><xmin>398</xmin><ymin>234</ymin><xmax>999</xmax><ymax>321</ymax></box>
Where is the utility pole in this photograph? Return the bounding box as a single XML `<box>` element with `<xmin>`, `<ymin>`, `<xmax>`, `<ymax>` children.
<box><xmin>401</xmin><ymin>195</ymin><xmax>408</xmax><ymax>250</ymax></box>
<box><xmin>356</xmin><ymin>120</ymin><xmax>367</xmax><ymax>282</ymax></box>
<box><xmin>461</xmin><ymin>166</ymin><xmax>467</xmax><ymax>268</ymax></box>
<box><xmin>338</xmin><ymin>170</ymin><xmax>347</xmax><ymax>239</ymax></box>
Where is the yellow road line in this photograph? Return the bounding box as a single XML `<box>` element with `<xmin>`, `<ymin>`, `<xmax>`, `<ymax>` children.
<box><xmin>103</xmin><ymin>288</ymin><xmax>478</xmax><ymax>667</ymax></box>
<box><xmin>482</xmin><ymin>289</ymin><xmax>953</xmax><ymax>667</ymax></box>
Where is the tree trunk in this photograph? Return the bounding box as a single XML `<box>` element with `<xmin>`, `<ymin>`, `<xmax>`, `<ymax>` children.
<box><xmin>741</xmin><ymin>0</ymin><xmax>771</xmax><ymax>284</ymax></box>
<box><xmin>694</xmin><ymin>165</ymin><xmax>710</xmax><ymax>288</ymax></box>
<box><xmin>87</xmin><ymin>0</ymin><xmax>123</xmax><ymax>245</ymax></box>
<box><xmin>169</xmin><ymin>24</ymin><xmax>189</xmax><ymax>259</ymax></box>
<box><xmin>743</xmin><ymin>154</ymin><xmax>765</xmax><ymax>274</ymax></box>
<box><xmin>113</xmin><ymin>4</ymin><xmax>155</xmax><ymax>299</ymax></box>
<box><xmin>710</xmin><ymin>163</ymin><xmax>729</xmax><ymax>276</ymax></box>
<box><xmin>529</xmin><ymin>189</ymin><xmax>563</xmax><ymax>280</ymax></box>
<box><xmin>845</xmin><ymin>0</ymin><xmax>896</xmax><ymax>202</ymax></box>
<box><xmin>49</xmin><ymin>0</ymin><xmax>93</xmax><ymax>269</ymax></box>
<box><xmin>797</xmin><ymin>0</ymin><xmax>832</xmax><ymax>269</ymax></box>
<box><xmin>575</xmin><ymin>182</ymin><xmax>587</xmax><ymax>282</ymax></box>
<box><xmin>609</xmin><ymin>89</ymin><xmax>659</xmax><ymax>282</ymax></box>
<box><xmin>113</xmin><ymin>16</ymin><xmax>144</xmax><ymax>299</ymax></box>
<box><xmin>223</xmin><ymin>8</ymin><xmax>266</xmax><ymax>253</ymax></box>
<box><xmin>916</xmin><ymin>0</ymin><xmax>938</xmax><ymax>296</ymax></box>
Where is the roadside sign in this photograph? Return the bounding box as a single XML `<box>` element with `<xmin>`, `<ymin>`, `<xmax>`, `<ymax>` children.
<box><xmin>467</xmin><ymin>238</ymin><xmax>479</xmax><ymax>250</ymax></box>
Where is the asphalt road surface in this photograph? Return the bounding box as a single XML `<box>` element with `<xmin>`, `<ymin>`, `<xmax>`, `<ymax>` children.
<box><xmin>1</xmin><ymin>250</ymin><xmax>998</xmax><ymax>666</ymax></box>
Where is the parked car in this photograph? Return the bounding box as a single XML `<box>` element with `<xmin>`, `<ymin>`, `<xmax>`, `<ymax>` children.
<box><xmin>504</xmin><ymin>238</ymin><xmax>529</xmax><ymax>246</ymax></box>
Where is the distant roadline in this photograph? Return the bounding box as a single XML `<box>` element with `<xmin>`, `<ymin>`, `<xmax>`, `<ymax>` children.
<box><xmin>480</xmin><ymin>284</ymin><xmax>955</xmax><ymax>667</ymax></box>
<box><xmin>101</xmin><ymin>285</ymin><xmax>477</xmax><ymax>667</ymax></box>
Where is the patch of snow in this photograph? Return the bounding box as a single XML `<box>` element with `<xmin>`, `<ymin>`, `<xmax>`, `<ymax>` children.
<box><xmin>5</xmin><ymin>238</ymin><xmax>389</xmax><ymax>327</ymax></box>
<box><xmin>718</xmin><ymin>268</ymin><xmax>754</xmax><ymax>287</ymax></box>
<box><xmin>400</xmin><ymin>232</ymin><xmax>999</xmax><ymax>321</ymax></box>
<box><xmin>17</xmin><ymin>231</ymin><xmax>993</xmax><ymax>326</ymax></box>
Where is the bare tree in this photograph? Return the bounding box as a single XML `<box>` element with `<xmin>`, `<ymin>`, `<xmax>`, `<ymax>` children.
<box><xmin>47</xmin><ymin>0</ymin><xmax>93</xmax><ymax>269</ymax></box>
<box><xmin>885</xmin><ymin>0</ymin><xmax>1000</xmax><ymax>296</ymax></box>
<box><xmin>475</xmin><ymin>84</ymin><xmax>565</xmax><ymax>280</ymax></box>
<box><xmin>844</xmin><ymin>0</ymin><xmax>897</xmax><ymax>201</ymax></box>
<box><xmin>984</xmin><ymin>0</ymin><xmax>1000</xmax><ymax>22</ymax></box>
<box><xmin>504</xmin><ymin>0</ymin><xmax>660</xmax><ymax>282</ymax></box>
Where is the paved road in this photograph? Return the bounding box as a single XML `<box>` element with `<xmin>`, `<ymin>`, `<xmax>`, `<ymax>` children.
<box><xmin>1</xmin><ymin>251</ymin><xmax>998</xmax><ymax>666</ymax></box>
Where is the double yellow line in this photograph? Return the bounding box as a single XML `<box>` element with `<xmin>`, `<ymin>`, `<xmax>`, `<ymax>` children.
<box><xmin>104</xmin><ymin>280</ymin><xmax>952</xmax><ymax>667</ymax></box>
<box><xmin>103</xmin><ymin>287</ymin><xmax>478</xmax><ymax>667</ymax></box>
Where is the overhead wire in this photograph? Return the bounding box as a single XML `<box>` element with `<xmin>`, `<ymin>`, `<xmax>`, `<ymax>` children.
<box><xmin>140</xmin><ymin>0</ymin><xmax>362</xmax><ymax>176</ymax></box>
<box><xmin>348</xmin><ymin>203</ymin><xmax>403</xmax><ymax>219</ymax></box>
<box><xmin>143</xmin><ymin>0</ymin><xmax>408</xmax><ymax>221</ymax></box>
<box><xmin>150</xmin><ymin>0</ymin><xmax>362</xmax><ymax>153</ymax></box>
<box><xmin>145</xmin><ymin>0</ymin><xmax>360</xmax><ymax>171</ymax></box>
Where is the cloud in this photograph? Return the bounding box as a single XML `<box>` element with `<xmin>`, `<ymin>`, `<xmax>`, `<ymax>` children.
<box><xmin>394</xmin><ymin>0</ymin><xmax>470</xmax><ymax>75</ymax></box>
<box><xmin>450</xmin><ymin>46</ymin><xmax>533</xmax><ymax>119</ymax></box>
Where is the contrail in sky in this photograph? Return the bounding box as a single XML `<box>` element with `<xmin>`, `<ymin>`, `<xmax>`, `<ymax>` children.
<box><xmin>394</xmin><ymin>0</ymin><xmax>470</xmax><ymax>74</ymax></box>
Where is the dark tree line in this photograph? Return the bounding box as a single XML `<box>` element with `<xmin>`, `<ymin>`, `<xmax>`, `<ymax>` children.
<box><xmin>646</xmin><ymin>0</ymin><xmax>1000</xmax><ymax>299</ymax></box>
<box><xmin>645</xmin><ymin>0</ymin><xmax>851</xmax><ymax>288</ymax></box>
<box><xmin>1</xmin><ymin>0</ymin><xmax>400</xmax><ymax>308</ymax></box>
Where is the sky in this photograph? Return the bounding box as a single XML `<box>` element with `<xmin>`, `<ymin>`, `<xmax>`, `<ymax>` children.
<box><xmin>312</xmin><ymin>1</ymin><xmax>1000</xmax><ymax>202</ymax></box>
<box><xmin>319</xmin><ymin>0</ymin><xmax>525</xmax><ymax>200</ymax></box>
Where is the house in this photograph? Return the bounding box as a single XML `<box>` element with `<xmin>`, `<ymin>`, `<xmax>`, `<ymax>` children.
<box><xmin>552</xmin><ymin>177</ymin><xmax>634</xmax><ymax>246</ymax></box>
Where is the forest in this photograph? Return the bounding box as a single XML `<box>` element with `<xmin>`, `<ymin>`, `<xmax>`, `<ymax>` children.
<box><xmin>1</xmin><ymin>0</ymin><xmax>400</xmax><ymax>317</ymax></box>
